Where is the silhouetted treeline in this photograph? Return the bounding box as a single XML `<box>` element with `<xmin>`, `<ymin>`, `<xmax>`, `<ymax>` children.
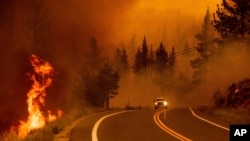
<box><xmin>132</xmin><ymin>38</ymin><xmax>175</xmax><ymax>74</ymax></box>
<box><xmin>190</xmin><ymin>0</ymin><xmax>250</xmax><ymax>109</ymax></box>
<box><xmin>191</xmin><ymin>0</ymin><xmax>250</xmax><ymax>85</ymax></box>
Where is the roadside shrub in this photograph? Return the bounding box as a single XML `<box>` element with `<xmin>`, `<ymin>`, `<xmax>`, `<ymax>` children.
<box><xmin>213</xmin><ymin>90</ymin><xmax>225</xmax><ymax>108</ymax></box>
<box><xmin>226</xmin><ymin>79</ymin><xmax>250</xmax><ymax>108</ymax></box>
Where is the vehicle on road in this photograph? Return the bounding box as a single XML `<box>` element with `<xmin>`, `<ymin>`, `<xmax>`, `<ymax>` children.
<box><xmin>154</xmin><ymin>97</ymin><xmax>168</xmax><ymax>109</ymax></box>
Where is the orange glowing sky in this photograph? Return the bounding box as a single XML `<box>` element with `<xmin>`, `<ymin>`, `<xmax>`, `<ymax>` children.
<box><xmin>48</xmin><ymin>0</ymin><xmax>220</xmax><ymax>50</ymax></box>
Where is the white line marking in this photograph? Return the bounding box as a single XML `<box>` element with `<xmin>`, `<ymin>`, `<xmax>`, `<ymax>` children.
<box><xmin>189</xmin><ymin>107</ymin><xmax>229</xmax><ymax>131</ymax></box>
<box><xmin>92</xmin><ymin>110</ymin><xmax>132</xmax><ymax>141</ymax></box>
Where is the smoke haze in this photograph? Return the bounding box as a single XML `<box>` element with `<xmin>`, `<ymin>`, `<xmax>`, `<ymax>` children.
<box><xmin>3</xmin><ymin>0</ymin><xmax>250</xmax><ymax>133</ymax></box>
<box><xmin>47</xmin><ymin>0</ymin><xmax>220</xmax><ymax>49</ymax></box>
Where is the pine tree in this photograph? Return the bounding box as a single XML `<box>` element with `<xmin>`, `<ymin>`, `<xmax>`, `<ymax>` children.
<box><xmin>133</xmin><ymin>37</ymin><xmax>149</xmax><ymax>74</ymax></box>
<box><xmin>155</xmin><ymin>42</ymin><xmax>168</xmax><ymax>93</ymax></box>
<box><xmin>148</xmin><ymin>45</ymin><xmax>155</xmax><ymax>84</ymax></box>
<box><xmin>169</xmin><ymin>46</ymin><xmax>176</xmax><ymax>86</ymax></box>
<box><xmin>155</xmin><ymin>42</ymin><xmax>168</xmax><ymax>73</ymax></box>
<box><xmin>84</xmin><ymin>63</ymin><xmax>120</xmax><ymax>108</ymax></box>
<box><xmin>141</xmin><ymin>37</ymin><xmax>149</xmax><ymax>69</ymax></box>
<box><xmin>213</xmin><ymin>0</ymin><xmax>250</xmax><ymax>41</ymax></box>
<box><xmin>114</xmin><ymin>47</ymin><xmax>129</xmax><ymax>74</ymax></box>
<box><xmin>96</xmin><ymin>63</ymin><xmax>120</xmax><ymax>109</ymax></box>
<box><xmin>133</xmin><ymin>47</ymin><xmax>143</xmax><ymax>74</ymax></box>
<box><xmin>148</xmin><ymin>45</ymin><xmax>155</xmax><ymax>71</ymax></box>
<box><xmin>121</xmin><ymin>48</ymin><xmax>129</xmax><ymax>73</ymax></box>
<box><xmin>190</xmin><ymin>7</ymin><xmax>215</xmax><ymax>85</ymax></box>
<box><xmin>169</xmin><ymin>46</ymin><xmax>176</xmax><ymax>73</ymax></box>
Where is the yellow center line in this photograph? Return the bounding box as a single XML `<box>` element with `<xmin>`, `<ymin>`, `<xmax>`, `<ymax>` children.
<box><xmin>153</xmin><ymin>110</ymin><xmax>192</xmax><ymax>141</ymax></box>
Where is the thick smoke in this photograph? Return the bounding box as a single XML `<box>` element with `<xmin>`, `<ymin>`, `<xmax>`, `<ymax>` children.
<box><xmin>1</xmin><ymin>0</ymin><xmax>225</xmax><ymax>132</ymax></box>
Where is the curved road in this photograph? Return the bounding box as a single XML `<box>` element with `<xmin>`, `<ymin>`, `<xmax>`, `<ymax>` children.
<box><xmin>69</xmin><ymin>108</ymin><xmax>229</xmax><ymax>141</ymax></box>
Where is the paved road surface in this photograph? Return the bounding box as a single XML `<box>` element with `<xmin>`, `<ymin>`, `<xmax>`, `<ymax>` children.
<box><xmin>69</xmin><ymin>108</ymin><xmax>229</xmax><ymax>141</ymax></box>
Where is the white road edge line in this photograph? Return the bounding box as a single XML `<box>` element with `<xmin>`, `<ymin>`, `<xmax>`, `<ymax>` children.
<box><xmin>92</xmin><ymin>110</ymin><xmax>132</xmax><ymax>141</ymax></box>
<box><xmin>189</xmin><ymin>107</ymin><xmax>229</xmax><ymax>131</ymax></box>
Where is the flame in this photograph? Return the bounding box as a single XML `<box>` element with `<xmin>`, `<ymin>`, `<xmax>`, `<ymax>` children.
<box><xmin>17</xmin><ymin>54</ymin><xmax>62</xmax><ymax>138</ymax></box>
<box><xmin>48</xmin><ymin>110</ymin><xmax>63</xmax><ymax>122</ymax></box>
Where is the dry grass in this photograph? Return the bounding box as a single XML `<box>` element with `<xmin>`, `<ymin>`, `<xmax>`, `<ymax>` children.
<box><xmin>211</xmin><ymin>108</ymin><xmax>250</xmax><ymax>124</ymax></box>
<box><xmin>199</xmin><ymin>106</ymin><xmax>250</xmax><ymax>124</ymax></box>
<box><xmin>0</xmin><ymin>107</ymin><xmax>105</xmax><ymax>141</ymax></box>
<box><xmin>0</xmin><ymin>116</ymin><xmax>71</xmax><ymax>141</ymax></box>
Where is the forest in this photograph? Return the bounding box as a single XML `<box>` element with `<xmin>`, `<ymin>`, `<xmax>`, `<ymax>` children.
<box><xmin>0</xmin><ymin>0</ymin><xmax>250</xmax><ymax>136</ymax></box>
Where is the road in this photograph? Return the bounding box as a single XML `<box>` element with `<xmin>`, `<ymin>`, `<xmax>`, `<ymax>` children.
<box><xmin>69</xmin><ymin>108</ymin><xmax>229</xmax><ymax>141</ymax></box>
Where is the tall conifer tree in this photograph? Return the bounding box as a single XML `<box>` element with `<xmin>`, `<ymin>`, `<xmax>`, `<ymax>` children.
<box><xmin>213</xmin><ymin>0</ymin><xmax>250</xmax><ymax>41</ymax></box>
<box><xmin>191</xmin><ymin>8</ymin><xmax>215</xmax><ymax>85</ymax></box>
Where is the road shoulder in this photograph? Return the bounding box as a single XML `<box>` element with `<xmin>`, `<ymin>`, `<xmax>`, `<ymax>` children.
<box><xmin>190</xmin><ymin>107</ymin><xmax>230</xmax><ymax>129</ymax></box>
